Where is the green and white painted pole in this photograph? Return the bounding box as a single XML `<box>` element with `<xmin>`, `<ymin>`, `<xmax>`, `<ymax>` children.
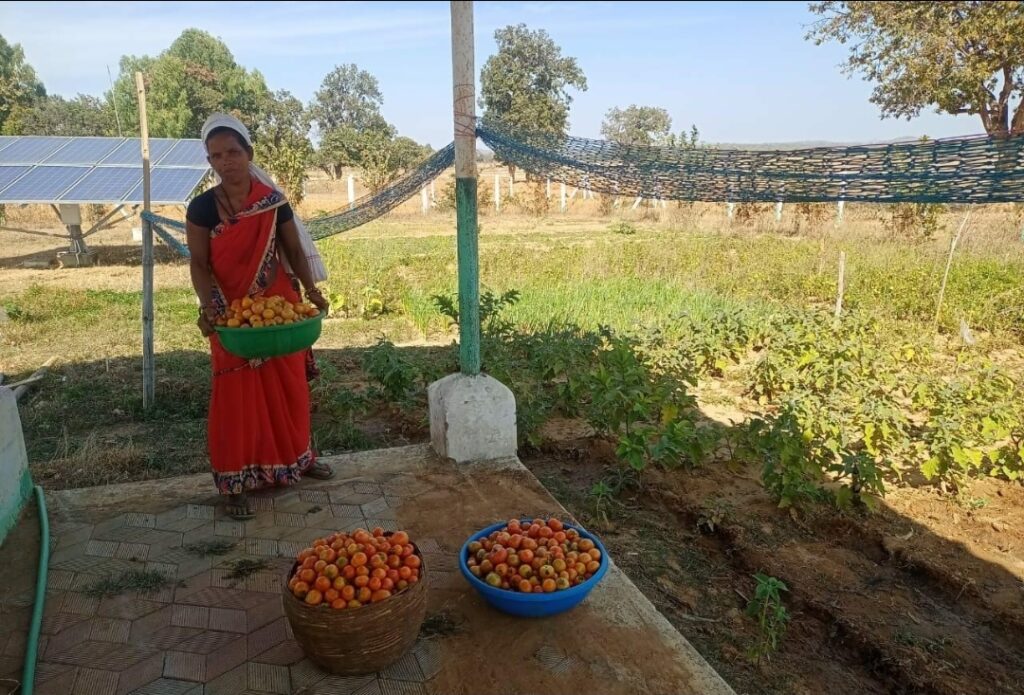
<box><xmin>451</xmin><ymin>0</ymin><xmax>481</xmax><ymax>376</ymax></box>
<box><xmin>428</xmin><ymin>0</ymin><xmax>517</xmax><ymax>463</ymax></box>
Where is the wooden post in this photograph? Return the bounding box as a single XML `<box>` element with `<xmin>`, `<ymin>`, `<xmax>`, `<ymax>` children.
<box><xmin>546</xmin><ymin>177</ymin><xmax>551</xmax><ymax>199</ymax></box>
<box><xmin>727</xmin><ymin>201</ymin><xmax>734</xmax><ymax>221</ymax></box>
<box><xmin>834</xmin><ymin>251</ymin><xmax>846</xmax><ymax>319</ymax></box>
<box><xmin>775</xmin><ymin>201</ymin><xmax>783</xmax><ymax>222</ymax></box>
<box><xmin>451</xmin><ymin>0</ymin><xmax>480</xmax><ymax>375</ymax></box>
<box><xmin>421</xmin><ymin>185</ymin><xmax>429</xmax><ymax>213</ymax></box>
<box><xmin>135</xmin><ymin>72</ymin><xmax>155</xmax><ymax>409</ymax></box>
<box><xmin>430</xmin><ymin>179</ymin><xmax>436</xmax><ymax>202</ymax></box>
<box><xmin>631</xmin><ymin>196</ymin><xmax>643</xmax><ymax>210</ymax></box>
<box><xmin>508</xmin><ymin>174</ymin><xmax>513</xmax><ymax>197</ymax></box>
<box><xmin>347</xmin><ymin>174</ymin><xmax>355</xmax><ymax>209</ymax></box>
<box><xmin>935</xmin><ymin>212</ymin><xmax>971</xmax><ymax>326</ymax></box>
<box><xmin>560</xmin><ymin>182</ymin><xmax>567</xmax><ymax>212</ymax></box>
<box><xmin>494</xmin><ymin>174</ymin><xmax>500</xmax><ymax>212</ymax></box>
<box><xmin>836</xmin><ymin>200</ymin><xmax>845</xmax><ymax>226</ymax></box>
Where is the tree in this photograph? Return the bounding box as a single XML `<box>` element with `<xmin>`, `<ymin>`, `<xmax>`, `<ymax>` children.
<box><xmin>13</xmin><ymin>94</ymin><xmax>115</xmax><ymax>136</ymax></box>
<box><xmin>315</xmin><ymin>125</ymin><xmax>369</xmax><ymax>180</ymax></box>
<box><xmin>310</xmin><ymin>64</ymin><xmax>392</xmax><ymax>179</ymax></box>
<box><xmin>107</xmin><ymin>29</ymin><xmax>270</xmax><ymax>138</ymax></box>
<box><xmin>807</xmin><ymin>1</ymin><xmax>1024</xmax><ymax>137</ymax></box>
<box><xmin>390</xmin><ymin>136</ymin><xmax>433</xmax><ymax>171</ymax></box>
<box><xmin>359</xmin><ymin>129</ymin><xmax>402</xmax><ymax>194</ymax></box>
<box><xmin>310</xmin><ymin>64</ymin><xmax>388</xmax><ymax>134</ymax></box>
<box><xmin>480</xmin><ymin>24</ymin><xmax>587</xmax><ymax>176</ymax></box>
<box><xmin>252</xmin><ymin>90</ymin><xmax>313</xmax><ymax>205</ymax></box>
<box><xmin>601</xmin><ymin>105</ymin><xmax>673</xmax><ymax>146</ymax></box>
<box><xmin>352</xmin><ymin>131</ymin><xmax>431</xmax><ymax>194</ymax></box>
<box><xmin>668</xmin><ymin>124</ymin><xmax>701</xmax><ymax>150</ymax></box>
<box><xmin>0</xmin><ymin>34</ymin><xmax>46</xmax><ymax>134</ymax></box>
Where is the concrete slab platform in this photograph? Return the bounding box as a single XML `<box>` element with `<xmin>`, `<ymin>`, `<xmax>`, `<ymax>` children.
<box><xmin>1</xmin><ymin>444</ymin><xmax>735</xmax><ymax>695</ymax></box>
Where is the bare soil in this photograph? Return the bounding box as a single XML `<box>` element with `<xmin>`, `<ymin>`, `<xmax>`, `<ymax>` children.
<box><xmin>523</xmin><ymin>436</ymin><xmax>1024</xmax><ymax>695</ymax></box>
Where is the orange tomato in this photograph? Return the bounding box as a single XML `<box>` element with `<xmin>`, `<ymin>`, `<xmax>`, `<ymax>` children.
<box><xmin>304</xmin><ymin>589</ymin><xmax>323</xmax><ymax>606</ymax></box>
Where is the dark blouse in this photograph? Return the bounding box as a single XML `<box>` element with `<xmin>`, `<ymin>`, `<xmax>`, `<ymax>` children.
<box><xmin>186</xmin><ymin>188</ymin><xmax>294</xmax><ymax>229</ymax></box>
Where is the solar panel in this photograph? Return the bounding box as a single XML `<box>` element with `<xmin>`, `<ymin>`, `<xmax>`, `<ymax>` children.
<box><xmin>0</xmin><ymin>137</ymin><xmax>71</xmax><ymax>164</ymax></box>
<box><xmin>59</xmin><ymin>166</ymin><xmax>141</xmax><ymax>203</ymax></box>
<box><xmin>101</xmin><ymin>138</ymin><xmax>176</xmax><ymax>166</ymax></box>
<box><xmin>125</xmin><ymin>167</ymin><xmax>208</xmax><ymax>203</ymax></box>
<box><xmin>0</xmin><ymin>165</ymin><xmax>89</xmax><ymax>202</ymax></box>
<box><xmin>0</xmin><ymin>166</ymin><xmax>31</xmax><ymax>194</ymax></box>
<box><xmin>157</xmin><ymin>139</ymin><xmax>208</xmax><ymax>167</ymax></box>
<box><xmin>0</xmin><ymin>136</ymin><xmax>209</xmax><ymax>203</ymax></box>
<box><xmin>43</xmin><ymin>137</ymin><xmax>123</xmax><ymax>165</ymax></box>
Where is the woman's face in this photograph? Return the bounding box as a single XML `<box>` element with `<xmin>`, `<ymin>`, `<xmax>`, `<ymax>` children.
<box><xmin>206</xmin><ymin>131</ymin><xmax>252</xmax><ymax>186</ymax></box>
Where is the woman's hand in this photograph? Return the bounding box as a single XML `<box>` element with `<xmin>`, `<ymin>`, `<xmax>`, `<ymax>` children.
<box><xmin>306</xmin><ymin>287</ymin><xmax>330</xmax><ymax>315</ymax></box>
<box><xmin>197</xmin><ymin>306</ymin><xmax>219</xmax><ymax>337</ymax></box>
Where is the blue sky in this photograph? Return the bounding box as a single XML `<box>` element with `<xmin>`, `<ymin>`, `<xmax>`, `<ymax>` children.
<box><xmin>2</xmin><ymin>0</ymin><xmax>984</xmax><ymax>147</ymax></box>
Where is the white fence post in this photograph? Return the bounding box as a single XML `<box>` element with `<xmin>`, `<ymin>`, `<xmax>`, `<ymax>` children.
<box><xmin>560</xmin><ymin>182</ymin><xmax>567</xmax><ymax>212</ymax></box>
<box><xmin>347</xmin><ymin>174</ymin><xmax>355</xmax><ymax>209</ymax></box>
<box><xmin>494</xmin><ymin>174</ymin><xmax>501</xmax><ymax>212</ymax></box>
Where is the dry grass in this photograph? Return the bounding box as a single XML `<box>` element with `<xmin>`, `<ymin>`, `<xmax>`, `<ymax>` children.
<box><xmin>28</xmin><ymin>429</ymin><xmax>205</xmax><ymax>490</ymax></box>
<box><xmin>83</xmin><ymin>568</ymin><xmax>178</xmax><ymax>598</ymax></box>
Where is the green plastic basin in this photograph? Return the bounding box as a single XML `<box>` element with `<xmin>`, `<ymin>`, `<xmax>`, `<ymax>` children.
<box><xmin>214</xmin><ymin>313</ymin><xmax>323</xmax><ymax>359</ymax></box>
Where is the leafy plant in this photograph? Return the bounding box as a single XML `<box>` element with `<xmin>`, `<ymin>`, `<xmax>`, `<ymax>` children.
<box><xmin>362</xmin><ymin>338</ymin><xmax>422</xmax><ymax>406</ymax></box>
<box><xmin>746</xmin><ymin>573</ymin><xmax>790</xmax><ymax>664</ymax></box>
<box><xmin>608</xmin><ymin>221</ymin><xmax>637</xmax><ymax>236</ymax></box>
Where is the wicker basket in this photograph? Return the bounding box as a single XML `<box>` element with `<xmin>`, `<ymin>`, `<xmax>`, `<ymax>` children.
<box><xmin>281</xmin><ymin>548</ymin><xmax>428</xmax><ymax>675</ymax></box>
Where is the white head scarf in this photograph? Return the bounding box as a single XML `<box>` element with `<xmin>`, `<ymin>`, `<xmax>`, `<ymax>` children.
<box><xmin>200</xmin><ymin>113</ymin><xmax>328</xmax><ymax>283</ymax></box>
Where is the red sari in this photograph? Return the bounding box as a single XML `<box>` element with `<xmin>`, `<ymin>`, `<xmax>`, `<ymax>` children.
<box><xmin>205</xmin><ymin>178</ymin><xmax>317</xmax><ymax>495</ymax></box>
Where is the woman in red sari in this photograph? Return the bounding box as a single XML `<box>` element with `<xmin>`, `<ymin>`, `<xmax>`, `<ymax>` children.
<box><xmin>186</xmin><ymin>114</ymin><xmax>333</xmax><ymax>520</ymax></box>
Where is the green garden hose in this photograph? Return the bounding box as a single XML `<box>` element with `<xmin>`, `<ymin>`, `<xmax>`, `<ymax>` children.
<box><xmin>20</xmin><ymin>485</ymin><xmax>49</xmax><ymax>695</ymax></box>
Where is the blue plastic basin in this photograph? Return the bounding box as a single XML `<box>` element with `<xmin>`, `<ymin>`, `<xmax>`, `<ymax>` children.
<box><xmin>458</xmin><ymin>519</ymin><xmax>609</xmax><ymax>617</ymax></box>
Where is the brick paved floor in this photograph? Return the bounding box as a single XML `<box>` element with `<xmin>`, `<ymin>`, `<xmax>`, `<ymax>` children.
<box><xmin>1</xmin><ymin>445</ymin><xmax>734</xmax><ymax>695</ymax></box>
